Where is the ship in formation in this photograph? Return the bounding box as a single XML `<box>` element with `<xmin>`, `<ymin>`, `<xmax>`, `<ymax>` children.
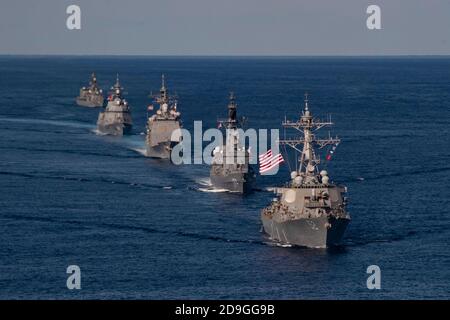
<box><xmin>261</xmin><ymin>95</ymin><xmax>350</xmax><ymax>248</ymax></box>
<box><xmin>210</xmin><ymin>93</ymin><xmax>256</xmax><ymax>194</ymax></box>
<box><xmin>145</xmin><ymin>75</ymin><xmax>182</xmax><ymax>159</ymax></box>
<box><xmin>76</xmin><ymin>72</ymin><xmax>104</xmax><ymax>107</ymax></box>
<box><xmin>96</xmin><ymin>74</ymin><xmax>132</xmax><ymax>136</ymax></box>
<box><xmin>74</xmin><ymin>71</ymin><xmax>351</xmax><ymax>247</ymax></box>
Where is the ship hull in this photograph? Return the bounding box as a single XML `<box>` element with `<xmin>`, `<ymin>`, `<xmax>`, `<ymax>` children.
<box><xmin>145</xmin><ymin>141</ymin><xmax>173</xmax><ymax>159</ymax></box>
<box><xmin>97</xmin><ymin>123</ymin><xmax>132</xmax><ymax>136</ymax></box>
<box><xmin>261</xmin><ymin>214</ymin><xmax>349</xmax><ymax>248</ymax></box>
<box><xmin>76</xmin><ymin>97</ymin><xmax>104</xmax><ymax>108</ymax></box>
<box><xmin>210</xmin><ymin>169</ymin><xmax>255</xmax><ymax>194</ymax></box>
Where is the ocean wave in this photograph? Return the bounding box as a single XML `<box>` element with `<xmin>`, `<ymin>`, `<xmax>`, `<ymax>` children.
<box><xmin>341</xmin><ymin>166</ymin><xmax>450</xmax><ymax>183</ymax></box>
<box><xmin>2</xmin><ymin>213</ymin><xmax>267</xmax><ymax>246</ymax></box>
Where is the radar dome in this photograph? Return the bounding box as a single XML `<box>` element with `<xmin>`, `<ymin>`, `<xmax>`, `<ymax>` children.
<box><xmin>294</xmin><ymin>176</ymin><xmax>303</xmax><ymax>185</ymax></box>
<box><xmin>290</xmin><ymin>171</ymin><xmax>298</xmax><ymax>180</ymax></box>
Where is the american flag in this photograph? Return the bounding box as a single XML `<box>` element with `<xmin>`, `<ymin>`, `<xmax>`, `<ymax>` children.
<box><xmin>259</xmin><ymin>149</ymin><xmax>284</xmax><ymax>174</ymax></box>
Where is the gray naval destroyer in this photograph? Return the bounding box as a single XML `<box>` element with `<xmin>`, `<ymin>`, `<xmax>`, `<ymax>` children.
<box><xmin>210</xmin><ymin>93</ymin><xmax>256</xmax><ymax>194</ymax></box>
<box><xmin>76</xmin><ymin>72</ymin><xmax>104</xmax><ymax>107</ymax></box>
<box><xmin>96</xmin><ymin>75</ymin><xmax>132</xmax><ymax>135</ymax></box>
<box><xmin>261</xmin><ymin>95</ymin><xmax>350</xmax><ymax>248</ymax></box>
<box><xmin>145</xmin><ymin>75</ymin><xmax>182</xmax><ymax>159</ymax></box>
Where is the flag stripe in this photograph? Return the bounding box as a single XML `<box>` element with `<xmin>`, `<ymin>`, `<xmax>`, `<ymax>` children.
<box><xmin>260</xmin><ymin>154</ymin><xmax>283</xmax><ymax>169</ymax></box>
<box><xmin>260</xmin><ymin>158</ymin><xmax>284</xmax><ymax>173</ymax></box>
<box><xmin>259</xmin><ymin>154</ymin><xmax>276</xmax><ymax>166</ymax></box>
<box><xmin>260</xmin><ymin>159</ymin><xmax>284</xmax><ymax>170</ymax></box>
<box><xmin>259</xmin><ymin>153</ymin><xmax>284</xmax><ymax>173</ymax></box>
<box><xmin>260</xmin><ymin>162</ymin><xmax>284</xmax><ymax>173</ymax></box>
<box><xmin>258</xmin><ymin>150</ymin><xmax>272</xmax><ymax>161</ymax></box>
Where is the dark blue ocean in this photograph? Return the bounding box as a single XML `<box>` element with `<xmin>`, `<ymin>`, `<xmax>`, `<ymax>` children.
<box><xmin>0</xmin><ymin>56</ymin><xmax>449</xmax><ymax>299</ymax></box>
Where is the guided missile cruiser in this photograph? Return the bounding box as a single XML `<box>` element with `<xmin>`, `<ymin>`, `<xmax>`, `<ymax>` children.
<box><xmin>261</xmin><ymin>94</ymin><xmax>350</xmax><ymax>248</ymax></box>
<box><xmin>145</xmin><ymin>75</ymin><xmax>182</xmax><ymax>159</ymax></box>
<box><xmin>96</xmin><ymin>74</ymin><xmax>132</xmax><ymax>136</ymax></box>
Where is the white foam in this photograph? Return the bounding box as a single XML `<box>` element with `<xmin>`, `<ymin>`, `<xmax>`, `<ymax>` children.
<box><xmin>265</xmin><ymin>240</ymin><xmax>293</xmax><ymax>248</ymax></box>
<box><xmin>196</xmin><ymin>177</ymin><xmax>212</xmax><ymax>187</ymax></box>
<box><xmin>130</xmin><ymin>148</ymin><xmax>147</xmax><ymax>156</ymax></box>
<box><xmin>91</xmin><ymin>129</ymin><xmax>108</xmax><ymax>136</ymax></box>
<box><xmin>197</xmin><ymin>187</ymin><xmax>229</xmax><ymax>193</ymax></box>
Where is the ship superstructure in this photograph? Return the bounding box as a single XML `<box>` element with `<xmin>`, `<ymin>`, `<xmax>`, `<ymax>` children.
<box><xmin>76</xmin><ymin>72</ymin><xmax>104</xmax><ymax>107</ymax></box>
<box><xmin>96</xmin><ymin>74</ymin><xmax>132</xmax><ymax>135</ymax></box>
<box><xmin>210</xmin><ymin>93</ymin><xmax>255</xmax><ymax>193</ymax></box>
<box><xmin>145</xmin><ymin>75</ymin><xmax>182</xmax><ymax>159</ymax></box>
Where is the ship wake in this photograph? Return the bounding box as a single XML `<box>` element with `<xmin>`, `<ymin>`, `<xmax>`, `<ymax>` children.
<box><xmin>0</xmin><ymin>170</ymin><xmax>174</xmax><ymax>190</ymax></box>
<box><xmin>0</xmin><ymin>116</ymin><xmax>95</xmax><ymax>130</ymax></box>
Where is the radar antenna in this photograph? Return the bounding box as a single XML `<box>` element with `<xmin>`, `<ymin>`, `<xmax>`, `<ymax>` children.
<box><xmin>279</xmin><ymin>93</ymin><xmax>340</xmax><ymax>176</ymax></box>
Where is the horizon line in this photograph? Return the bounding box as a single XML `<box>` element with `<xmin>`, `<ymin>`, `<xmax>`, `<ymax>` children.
<box><xmin>1</xmin><ymin>53</ymin><xmax>450</xmax><ymax>58</ymax></box>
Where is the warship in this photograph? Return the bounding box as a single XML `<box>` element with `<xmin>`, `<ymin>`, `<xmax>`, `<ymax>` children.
<box><xmin>261</xmin><ymin>94</ymin><xmax>350</xmax><ymax>248</ymax></box>
<box><xmin>76</xmin><ymin>72</ymin><xmax>104</xmax><ymax>107</ymax></box>
<box><xmin>210</xmin><ymin>93</ymin><xmax>256</xmax><ymax>193</ymax></box>
<box><xmin>145</xmin><ymin>75</ymin><xmax>182</xmax><ymax>159</ymax></box>
<box><xmin>96</xmin><ymin>74</ymin><xmax>132</xmax><ymax>136</ymax></box>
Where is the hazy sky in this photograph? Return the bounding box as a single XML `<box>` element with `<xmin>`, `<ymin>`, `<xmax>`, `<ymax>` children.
<box><xmin>1</xmin><ymin>0</ymin><xmax>450</xmax><ymax>55</ymax></box>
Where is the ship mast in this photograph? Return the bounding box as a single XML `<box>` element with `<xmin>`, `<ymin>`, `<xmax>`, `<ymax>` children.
<box><xmin>111</xmin><ymin>73</ymin><xmax>123</xmax><ymax>99</ymax></box>
<box><xmin>227</xmin><ymin>92</ymin><xmax>238</xmax><ymax>129</ymax></box>
<box><xmin>90</xmin><ymin>72</ymin><xmax>97</xmax><ymax>87</ymax></box>
<box><xmin>280</xmin><ymin>93</ymin><xmax>340</xmax><ymax>177</ymax></box>
<box><xmin>154</xmin><ymin>74</ymin><xmax>177</xmax><ymax>108</ymax></box>
<box><xmin>214</xmin><ymin>92</ymin><xmax>245</xmax><ymax>158</ymax></box>
<box><xmin>159</xmin><ymin>74</ymin><xmax>168</xmax><ymax>104</ymax></box>
<box><xmin>216</xmin><ymin>92</ymin><xmax>240</xmax><ymax>130</ymax></box>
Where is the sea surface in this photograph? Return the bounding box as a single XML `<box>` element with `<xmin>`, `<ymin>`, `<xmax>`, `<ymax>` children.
<box><xmin>0</xmin><ymin>56</ymin><xmax>449</xmax><ymax>299</ymax></box>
